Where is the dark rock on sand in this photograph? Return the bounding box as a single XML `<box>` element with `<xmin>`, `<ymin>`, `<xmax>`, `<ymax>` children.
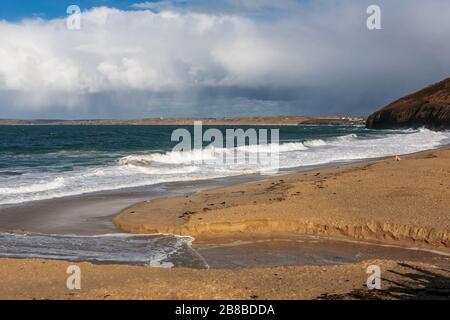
<box><xmin>366</xmin><ymin>77</ymin><xmax>450</xmax><ymax>131</ymax></box>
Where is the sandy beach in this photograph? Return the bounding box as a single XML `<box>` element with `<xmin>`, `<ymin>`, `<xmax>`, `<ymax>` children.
<box><xmin>1</xmin><ymin>147</ymin><xmax>449</xmax><ymax>300</ymax></box>
<box><xmin>0</xmin><ymin>258</ymin><xmax>448</xmax><ymax>300</ymax></box>
<box><xmin>115</xmin><ymin>148</ymin><xmax>450</xmax><ymax>250</ymax></box>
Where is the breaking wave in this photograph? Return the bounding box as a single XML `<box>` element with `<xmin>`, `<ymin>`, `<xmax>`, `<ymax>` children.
<box><xmin>1</xmin><ymin>128</ymin><xmax>449</xmax><ymax>206</ymax></box>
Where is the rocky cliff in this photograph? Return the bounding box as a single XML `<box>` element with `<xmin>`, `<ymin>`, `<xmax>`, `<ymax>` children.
<box><xmin>366</xmin><ymin>78</ymin><xmax>450</xmax><ymax>130</ymax></box>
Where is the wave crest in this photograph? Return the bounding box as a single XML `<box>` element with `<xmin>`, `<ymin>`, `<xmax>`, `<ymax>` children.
<box><xmin>0</xmin><ymin>177</ymin><xmax>65</xmax><ymax>195</ymax></box>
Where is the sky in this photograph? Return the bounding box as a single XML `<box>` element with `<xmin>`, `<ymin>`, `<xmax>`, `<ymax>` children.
<box><xmin>0</xmin><ymin>0</ymin><xmax>449</xmax><ymax>119</ymax></box>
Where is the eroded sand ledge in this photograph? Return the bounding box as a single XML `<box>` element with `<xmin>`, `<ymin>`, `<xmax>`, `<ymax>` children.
<box><xmin>114</xmin><ymin>148</ymin><xmax>450</xmax><ymax>250</ymax></box>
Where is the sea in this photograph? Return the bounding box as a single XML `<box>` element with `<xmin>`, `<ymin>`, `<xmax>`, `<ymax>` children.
<box><xmin>1</xmin><ymin>124</ymin><xmax>449</xmax><ymax>207</ymax></box>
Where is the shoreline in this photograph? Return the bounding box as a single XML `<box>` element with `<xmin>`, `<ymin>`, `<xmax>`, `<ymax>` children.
<box><xmin>0</xmin><ymin>151</ymin><xmax>410</xmax><ymax>236</ymax></box>
<box><xmin>1</xmin><ymin>145</ymin><xmax>448</xmax><ymax>245</ymax></box>
<box><xmin>114</xmin><ymin>146</ymin><xmax>450</xmax><ymax>251</ymax></box>
<box><xmin>0</xmin><ymin>146</ymin><xmax>449</xmax><ymax>299</ymax></box>
<box><xmin>0</xmin><ymin>172</ymin><xmax>270</xmax><ymax>235</ymax></box>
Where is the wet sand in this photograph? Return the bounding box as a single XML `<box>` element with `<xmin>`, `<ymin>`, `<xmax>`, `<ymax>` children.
<box><xmin>0</xmin><ymin>174</ymin><xmax>263</xmax><ymax>235</ymax></box>
<box><xmin>0</xmin><ymin>192</ymin><xmax>150</xmax><ymax>235</ymax></box>
<box><xmin>195</xmin><ymin>237</ymin><xmax>450</xmax><ymax>270</ymax></box>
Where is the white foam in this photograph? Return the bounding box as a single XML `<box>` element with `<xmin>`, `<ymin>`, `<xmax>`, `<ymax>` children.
<box><xmin>0</xmin><ymin>233</ymin><xmax>205</xmax><ymax>268</ymax></box>
<box><xmin>1</xmin><ymin>128</ymin><xmax>449</xmax><ymax>205</ymax></box>
<box><xmin>303</xmin><ymin>139</ymin><xmax>327</xmax><ymax>147</ymax></box>
<box><xmin>236</xmin><ymin>142</ymin><xmax>308</xmax><ymax>153</ymax></box>
<box><xmin>334</xmin><ymin>133</ymin><xmax>358</xmax><ymax>143</ymax></box>
<box><xmin>0</xmin><ymin>177</ymin><xmax>65</xmax><ymax>195</ymax></box>
<box><xmin>119</xmin><ymin>149</ymin><xmax>218</xmax><ymax>165</ymax></box>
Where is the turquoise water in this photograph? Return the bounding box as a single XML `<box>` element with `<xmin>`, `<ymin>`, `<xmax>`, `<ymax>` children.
<box><xmin>0</xmin><ymin>125</ymin><xmax>364</xmax><ymax>173</ymax></box>
<box><xmin>0</xmin><ymin>124</ymin><xmax>449</xmax><ymax>206</ymax></box>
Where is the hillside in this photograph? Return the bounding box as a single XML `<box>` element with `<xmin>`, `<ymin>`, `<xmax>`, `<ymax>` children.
<box><xmin>366</xmin><ymin>78</ymin><xmax>450</xmax><ymax>130</ymax></box>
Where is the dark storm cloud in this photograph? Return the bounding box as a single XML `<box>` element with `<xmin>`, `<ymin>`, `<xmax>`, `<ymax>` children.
<box><xmin>0</xmin><ymin>0</ymin><xmax>449</xmax><ymax>119</ymax></box>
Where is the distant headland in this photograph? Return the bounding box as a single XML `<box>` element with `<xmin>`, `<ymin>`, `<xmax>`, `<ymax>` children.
<box><xmin>0</xmin><ymin>116</ymin><xmax>365</xmax><ymax>126</ymax></box>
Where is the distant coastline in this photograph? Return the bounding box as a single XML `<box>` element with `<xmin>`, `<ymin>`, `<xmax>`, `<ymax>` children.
<box><xmin>0</xmin><ymin>116</ymin><xmax>365</xmax><ymax>126</ymax></box>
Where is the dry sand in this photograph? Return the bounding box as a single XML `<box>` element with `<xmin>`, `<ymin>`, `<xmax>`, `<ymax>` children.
<box><xmin>0</xmin><ymin>258</ymin><xmax>448</xmax><ymax>300</ymax></box>
<box><xmin>1</xmin><ymin>147</ymin><xmax>450</xmax><ymax>300</ymax></box>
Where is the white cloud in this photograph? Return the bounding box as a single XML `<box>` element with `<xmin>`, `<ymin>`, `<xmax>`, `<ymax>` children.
<box><xmin>0</xmin><ymin>0</ymin><xmax>449</xmax><ymax>116</ymax></box>
<box><xmin>130</xmin><ymin>1</ymin><xmax>173</xmax><ymax>11</ymax></box>
<box><xmin>131</xmin><ymin>0</ymin><xmax>299</xmax><ymax>12</ymax></box>
<box><xmin>0</xmin><ymin>7</ymin><xmax>303</xmax><ymax>94</ymax></box>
